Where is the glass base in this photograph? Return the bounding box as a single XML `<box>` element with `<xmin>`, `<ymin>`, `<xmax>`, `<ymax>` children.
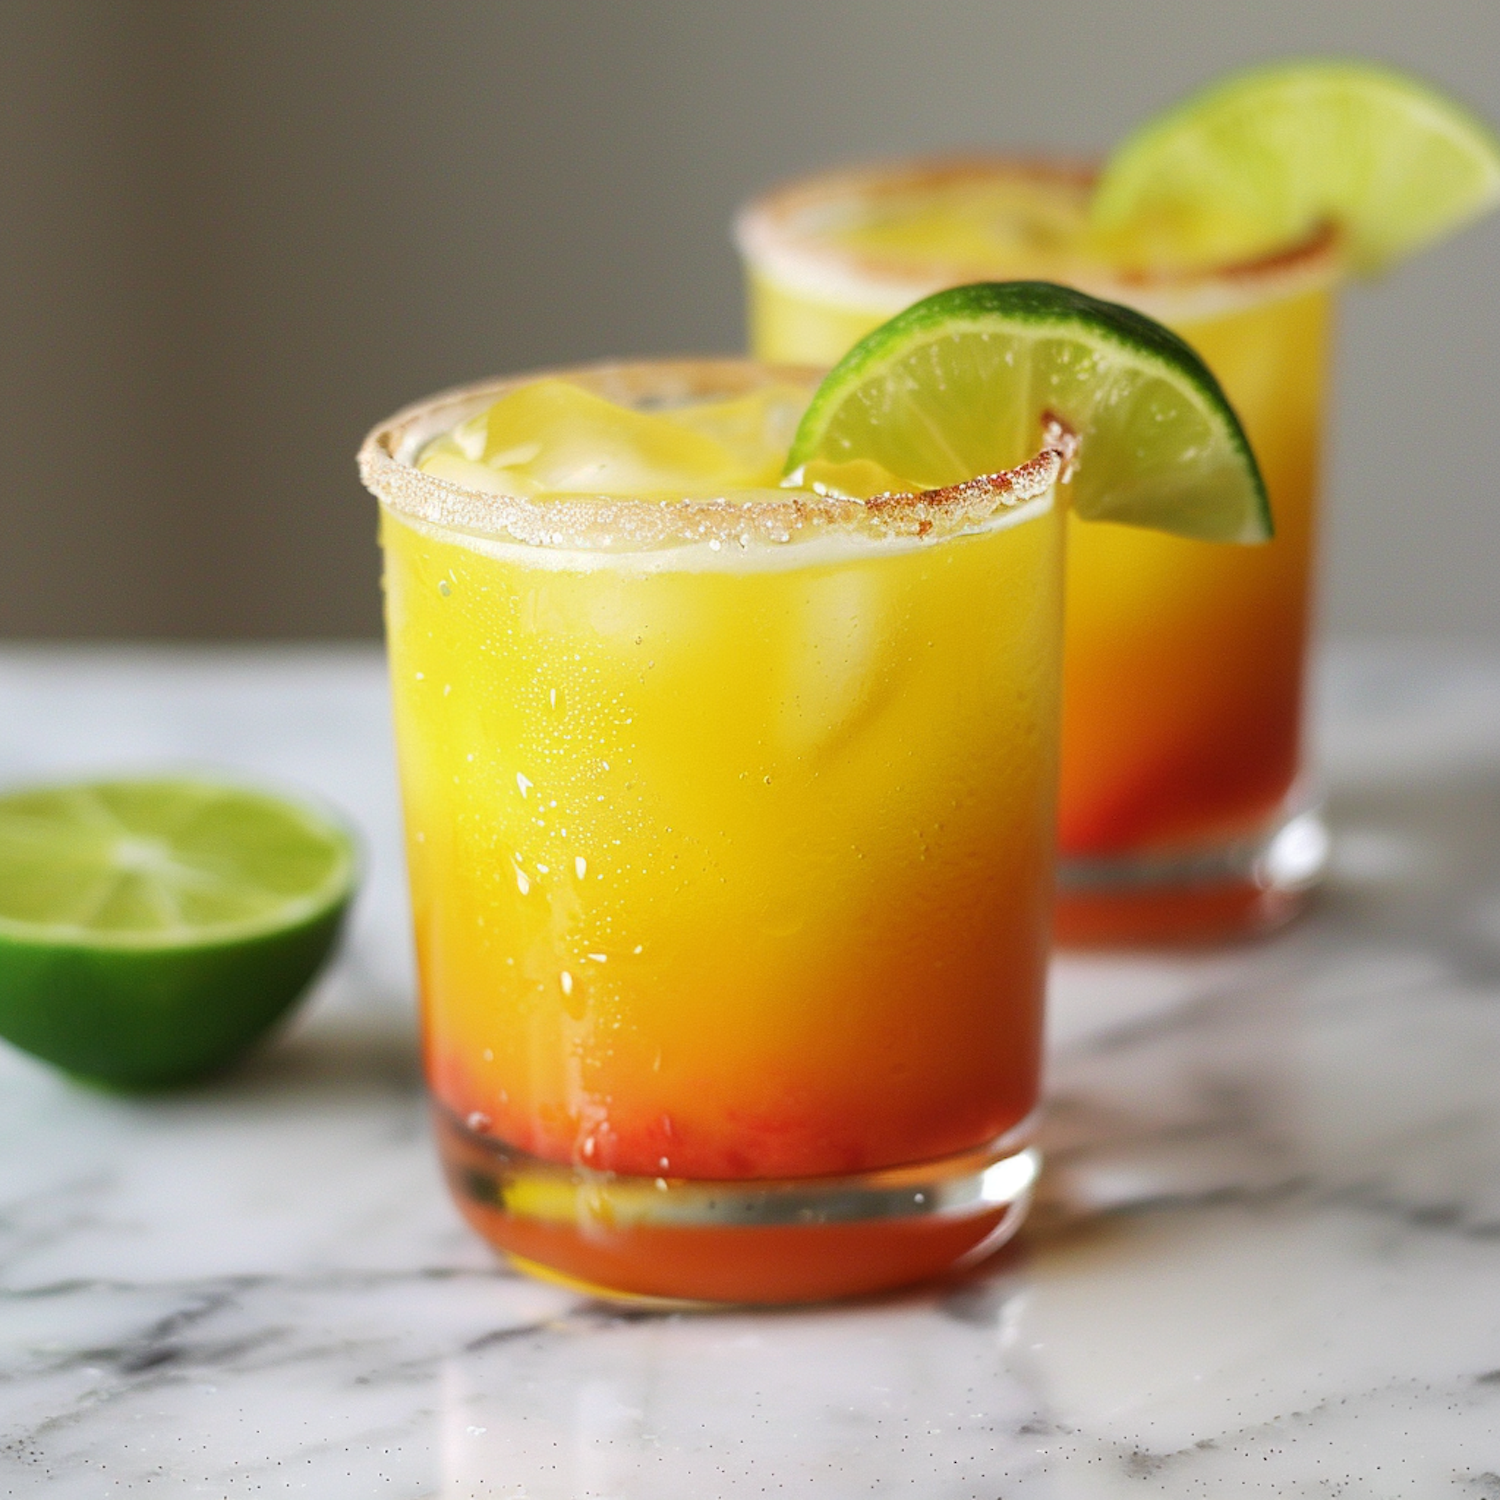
<box><xmin>435</xmin><ymin>1106</ymin><xmax>1039</xmax><ymax>1306</ymax></box>
<box><xmin>1054</xmin><ymin>803</ymin><xmax>1329</xmax><ymax>947</ymax></box>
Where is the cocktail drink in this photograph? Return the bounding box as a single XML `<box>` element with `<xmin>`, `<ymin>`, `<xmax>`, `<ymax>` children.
<box><xmin>736</xmin><ymin>63</ymin><xmax>1500</xmax><ymax>943</ymax></box>
<box><xmin>361</xmin><ymin>360</ymin><xmax>1067</xmax><ymax>1303</ymax></box>
<box><xmin>739</xmin><ymin>162</ymin><xmax>1336</xmax><ymax>942</ymax></box>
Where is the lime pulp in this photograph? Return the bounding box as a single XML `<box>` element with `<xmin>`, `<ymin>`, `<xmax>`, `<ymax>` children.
<box><xmin>1091</xmin><ymin>59</ymin><xmax>1500</xmax><ymax>274</ymax></box>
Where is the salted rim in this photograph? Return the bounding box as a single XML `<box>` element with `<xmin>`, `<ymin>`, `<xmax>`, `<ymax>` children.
<box><xmin>734</xmin><ymin>156</ymin><xmax>1343</xmax><ymax>325</ymax></box>
<box><xmin>357</xmin><ymin>358</ymin><xmax>1067</xmax><ymax>555</ymax></box>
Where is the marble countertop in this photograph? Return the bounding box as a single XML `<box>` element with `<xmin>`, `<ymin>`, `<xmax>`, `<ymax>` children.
<box><xmin>3</xmin><ymin>642</ymin><xmax>1500</xmax><ymax>1497</ymax></box>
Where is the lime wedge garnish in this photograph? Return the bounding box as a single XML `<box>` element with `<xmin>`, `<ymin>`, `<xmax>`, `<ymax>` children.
<box><xmin>784</xmin><ymin>280</ymin><xmax>1269</xmax><ymax>543</ymax></box>
<box><xmin>1091</xmin><ymin>59</ymin><xmax>1500</xmax><ymax>274</ymax></box>
<box><xmin>0</xmin><ymin>777</ymin><xmax>357</xmax><ymax>1088</ymax></box>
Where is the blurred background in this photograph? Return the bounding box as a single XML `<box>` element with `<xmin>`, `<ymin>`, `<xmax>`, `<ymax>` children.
<box><xmin>2</xmin><ymin>0</ymin><xmax>1497</xmax><ymax>640</ymax></box>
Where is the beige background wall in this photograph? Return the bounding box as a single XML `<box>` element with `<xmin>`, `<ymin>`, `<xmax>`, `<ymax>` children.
<box><xmin>2</xmin><ymin>0</ymin><xmax>1498</xmax><ymax>639</ymax></box>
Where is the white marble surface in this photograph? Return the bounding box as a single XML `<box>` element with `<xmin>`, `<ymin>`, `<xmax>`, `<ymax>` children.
<box><xmin>3</xmin><ymin>642</ymin><xmax>1500</xmax><ymax>1497</ymax></box>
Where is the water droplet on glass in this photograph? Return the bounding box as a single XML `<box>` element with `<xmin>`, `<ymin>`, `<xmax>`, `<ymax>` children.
<box><xmin>466</xmin><ymin>1111</ymin><xmax>492</xmax><ymax>1133</ymax></box>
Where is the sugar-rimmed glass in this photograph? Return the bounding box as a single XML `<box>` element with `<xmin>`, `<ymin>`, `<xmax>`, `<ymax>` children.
<box><xmin>360</xmin><ymin>359</ymin><xmax>1066</xmax><ymax>1303</ymax></box>
<box><xmin>737</xmin><ymin>159</ymin><xmax>1343</xmax><ymax>943</ymax></box>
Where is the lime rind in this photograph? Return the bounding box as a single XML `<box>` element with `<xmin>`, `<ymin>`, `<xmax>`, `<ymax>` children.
<box><xmin>785</xmin><ymin>281</ymin><xmax>1270</xmax><ymax>545</ymax></box>
<box><xmin>1091</xmin><ymin>59</ymin><xmax>1500</xmax><ymax>275</ymax></box>
<box><xmin>0</xmin><ymin>778</ymin><xmax>358</xmax><ymax>951</ymax></box>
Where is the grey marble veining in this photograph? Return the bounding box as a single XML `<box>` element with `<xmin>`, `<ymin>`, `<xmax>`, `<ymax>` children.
<box><xmin>3</xmin><ymin>643</ymin><xmax>1500</xmax><ymax>1496</ymax></box>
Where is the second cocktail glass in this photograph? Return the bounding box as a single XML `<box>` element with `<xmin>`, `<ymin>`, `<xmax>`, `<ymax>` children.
<box><xmin>737</xmin><ymin>160</ymin><xmax>1341</xmax><ymax>942</ymax></box>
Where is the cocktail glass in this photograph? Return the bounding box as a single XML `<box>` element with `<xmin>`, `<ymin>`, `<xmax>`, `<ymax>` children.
<box><xmin>737</xmin><ymin>160</ymin><xmax>1342</xmax><ymax>943</ymax></box>
<box><xmin>359</xmin><ymin>359</ymin><xmax>1066</xmax><ymax>1303</ymax></box>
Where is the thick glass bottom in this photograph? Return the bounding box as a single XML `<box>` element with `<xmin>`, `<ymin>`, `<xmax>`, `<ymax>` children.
<box><xmin>435</xmin><ymin>1106</ymin><xmax>1039</xmax><ymax>1305</ymax></box>
<box><xmin>1054</xmin><ymin>802</ymin><xmax>1328</xmax><ymax>946</ymax></box>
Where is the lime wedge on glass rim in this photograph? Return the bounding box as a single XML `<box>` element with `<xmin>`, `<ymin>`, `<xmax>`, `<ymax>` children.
<box><xmin>0</xmin><ymin>777</ymin><xmax>357</xmax><ymax>1089</ymax></box>
<box><xmin>1090</xmin><ymin>59</ymin><xmax>1500</xmax><ymax>274</ymax></box>
<box><xmin>784</xmin><ymin>279</ymin><xmax>1269</xmax><ymax>543</ymax></box>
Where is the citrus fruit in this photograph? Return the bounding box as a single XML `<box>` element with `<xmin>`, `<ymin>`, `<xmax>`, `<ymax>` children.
<box><xmin>783</xmin><ymin>280</ymin><xmax>1268</xmax><ymax>543</ymax></box>
<box><xmin>0</xmin><ymin>776</ymin><xmax>357</xmax><ymax>1088</ymax></box>
<box><xmin>1091</xmin><ymin>59</ymin><xmax>1500</xmax><ymax>274</ymax></box>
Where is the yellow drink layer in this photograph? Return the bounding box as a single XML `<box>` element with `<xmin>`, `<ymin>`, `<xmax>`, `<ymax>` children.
<box><xmin>740</xmin><ymin>162</ymin><xmax>1337</xmax><ymax>858</ymax></box>
<box><xmin>416</xmin><ymin>378</ymin><xmax>804</xmax><ymax>498</ymax></box>
<box><xmin>366</xmin><ymin>366</ymin><xmax>1063</xmax><ymax>1180</ymax></box>
<box><xmin>828</xmin><ymin>170</ymin><xmax>1098</xmax><ymax>278</ymax></box>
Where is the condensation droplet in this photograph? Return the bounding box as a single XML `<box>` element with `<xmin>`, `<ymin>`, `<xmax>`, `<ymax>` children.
<box><xmin>466</xmin><ymin>1111</ymin><xmax>492</xmax><ymax>1133</ymax></box>
<box><xmin>516</xmin><ymin>771</ymin><xmax>532</xmax><ymax>797</ymax></box>
<box><xmin>560</xmin><ymin>970</ymin><xmax>573</xmax><ymax>996</ymax></box>
<box><xmin>575</xmin><ymin>856</ymin><xmax>587</xmax><ymax>879</ymax></box>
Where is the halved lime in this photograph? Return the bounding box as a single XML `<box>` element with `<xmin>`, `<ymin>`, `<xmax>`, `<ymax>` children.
<box><xmin>0</xmin><ymin>777</ymin><xmax>357</xmax><ymax>1088</ymax></box>
<box><xmin>784</xmin><ymin>280</ymin><xmax>1269</xmax><ymax>543</ymax></box>
<box><xmin>1091</xmin><ymin>60</ymin><xmax>1500</xmax><ymax>274</ymax></box>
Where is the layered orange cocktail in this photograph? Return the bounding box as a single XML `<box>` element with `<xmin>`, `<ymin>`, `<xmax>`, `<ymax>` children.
<box><xmin>738</xmin><ymin>160</ymin><xmax>1339</xmax><ymax>941</ymax></box>
<box><xmin>361</xmin><ymin>361</ymin><xmax>1065</xmax><ymax>1302</ymax></box>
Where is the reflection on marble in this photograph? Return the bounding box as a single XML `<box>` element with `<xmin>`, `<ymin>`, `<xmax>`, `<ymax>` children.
<box><xmin>4</xmin><ymin>643</ymin><xmax>1500</xmax><ymax>1496</ymax></box>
